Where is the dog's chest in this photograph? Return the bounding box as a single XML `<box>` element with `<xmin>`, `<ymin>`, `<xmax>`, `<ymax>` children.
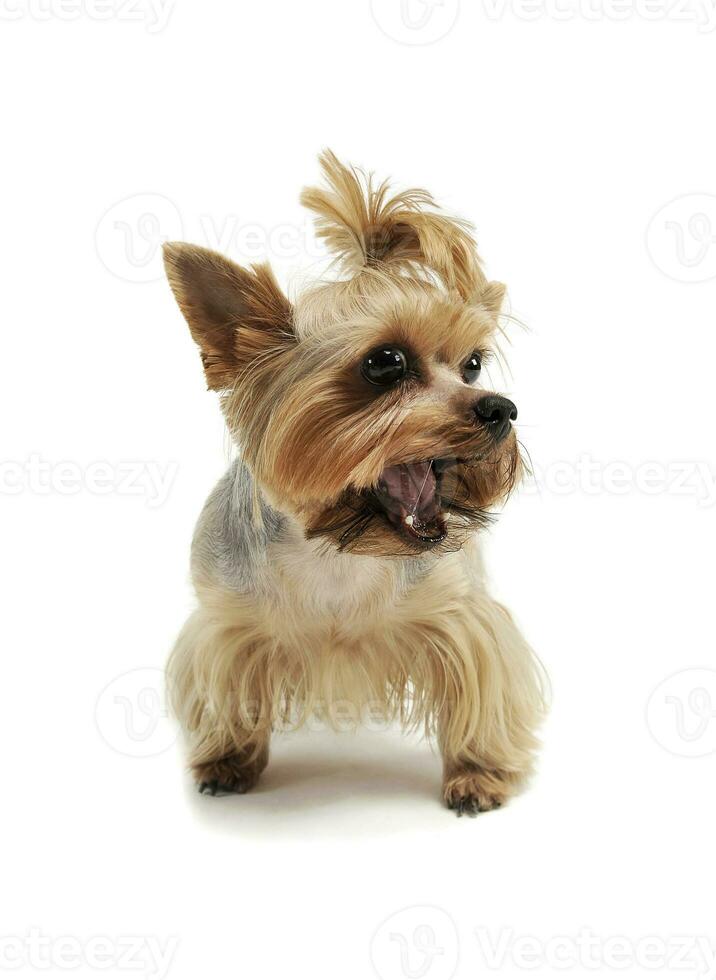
<box><xmin>268</xmin><ymin>536</ymin><xmax>415</xmax><ymax>620</ymax></box>
<box><xmin>264</xmin><ymin>534</ymin><xmax>477</xmax><ymax>650</ymax></box>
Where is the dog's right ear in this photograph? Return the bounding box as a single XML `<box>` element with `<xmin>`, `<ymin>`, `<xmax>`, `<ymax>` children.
<box><xmin>162</xmin><ymin>243</ymin><xmax>293</xmax><ymax>390</ymax></box>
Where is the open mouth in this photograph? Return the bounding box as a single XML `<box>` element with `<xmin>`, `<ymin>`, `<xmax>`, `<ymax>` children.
<box><xmin>373</xmin><ymin>459</ymin><xmax>453</xmax><ymax>546</ymax></box>
<box><xmin>308</xmin><ymin>444</ymin><xmax>514</xmax><ymax>555</ymax></box>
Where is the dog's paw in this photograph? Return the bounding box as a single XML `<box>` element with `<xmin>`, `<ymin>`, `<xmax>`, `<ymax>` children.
<box><xmin>443</xmin><ymin>767</ymin><xmax>518</xmax><ymax>817</ymax></box>
<box><xmin>193</xmin><ymin>753</ymin><xmax>264</xmax><ymax>797</ymax></box>
<box><xmin>446</xmin><ymin>792</ymin><xmax>503</xmax><ymax>817</ymax></box>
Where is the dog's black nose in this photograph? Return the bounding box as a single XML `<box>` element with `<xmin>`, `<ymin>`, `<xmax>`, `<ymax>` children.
<box><xmin>474</xmin><ymin>395</ymin><xmax>518</xmax><ymax>441</ymax></box>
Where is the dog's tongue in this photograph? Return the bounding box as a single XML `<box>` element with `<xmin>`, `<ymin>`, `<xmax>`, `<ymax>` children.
<box><xmin>378</xmin><ymin>461</ymin><xmax>437</xmax><ymax>517</ymax></box>
<box><xmin>375</xmin><ymin>461</ymin><xmax>446</xmax><ymax>543</ymax></box>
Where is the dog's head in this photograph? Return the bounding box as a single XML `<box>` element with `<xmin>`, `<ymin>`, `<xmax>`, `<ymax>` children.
<box><xmin>163</xmin><ymin>151</ymin><xmax>522</xmax><ymax>558</ymax></box>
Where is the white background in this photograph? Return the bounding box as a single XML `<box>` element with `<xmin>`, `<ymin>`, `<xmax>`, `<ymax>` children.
<box><xmin>1</xmin><ymin>2</ymin><xmax>715</xmax><ymax>979</ymax></box>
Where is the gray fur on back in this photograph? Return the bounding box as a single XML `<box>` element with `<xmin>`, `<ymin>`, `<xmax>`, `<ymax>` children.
<box><xmin>191</xmin><ymin>457</ymin><xmax>285</xmax><ymax>594</ymax></box>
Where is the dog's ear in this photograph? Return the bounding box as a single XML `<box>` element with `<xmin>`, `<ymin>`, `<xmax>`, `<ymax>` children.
<box><xmin>478</xmin><ymin>280</ymin><xmax>506</xmax><ymax>316</ymax></box>
<box><xmin>162</xmin><ymin>243</ymin><xmax>293</xmax><ymax>390</ymax></box>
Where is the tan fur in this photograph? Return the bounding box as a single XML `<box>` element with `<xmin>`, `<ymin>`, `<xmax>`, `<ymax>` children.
<box><xmin>300</xmin><ymin>149</ymin><xmax>493</xmax><ymax>303</ymax></box>
<box><xmin>169</xmin><ymin>540</ymin><xmax>546</xmax><ymax>805</ymax></box>
<box><xmin>162</xmin><ymin>152</ymin><xmax>548</xmax><ymax>813</ymax></box>
<box><xmin>162</xmin><ymin>245</ymin><xmax>293</xmax><ymax>391</ymax></box>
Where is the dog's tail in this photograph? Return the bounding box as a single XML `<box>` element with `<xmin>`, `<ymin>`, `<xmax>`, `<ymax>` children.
<box><xmin>300</xmin><ymin>150</ymin><xmax>487</xmax><ymax>301</ymax></box>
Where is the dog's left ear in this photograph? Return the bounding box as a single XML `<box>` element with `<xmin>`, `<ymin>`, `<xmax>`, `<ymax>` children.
<box><xmin>163</xmin><ymin>242</ymin><xmax>293</xmax><ymax>390</ymax></box>
<box><xmin>477</xmin><ymin>280</ymin><xmax>506</xmax><ymax>316</ymax></box>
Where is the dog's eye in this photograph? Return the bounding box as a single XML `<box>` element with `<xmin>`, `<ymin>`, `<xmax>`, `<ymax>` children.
<box><xmin>361</xmin><ymin>346</ymin><xmax>409</xmax><ymax>386</ymax></box>
<box><xmin>462</xmin><ymin>352</ymin><xmax>482</xmax><ymax>384</ymax></box>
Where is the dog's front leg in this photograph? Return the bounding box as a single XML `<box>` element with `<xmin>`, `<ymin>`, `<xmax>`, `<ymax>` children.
<box><xmin>167</xmin><ymin>606</ymin><xmax>272</xmax><ymax>796</ymax></box>
<box><xmin>437</xmin><ymin>596</ymin><xmax>547</xmax><ymax>816</ymax></box>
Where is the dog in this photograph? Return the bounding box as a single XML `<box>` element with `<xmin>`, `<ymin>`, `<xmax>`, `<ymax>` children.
<box><xmin>162</xmin><ymin>151</ymin><xmax>547</xmax><ymax>815</ymax></box>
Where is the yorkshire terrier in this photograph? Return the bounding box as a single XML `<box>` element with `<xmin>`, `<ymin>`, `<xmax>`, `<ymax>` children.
<box><xmin>162</xmin><ymin>152</ymin><xmax>547</xmax><ymax>815</ymax></box>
